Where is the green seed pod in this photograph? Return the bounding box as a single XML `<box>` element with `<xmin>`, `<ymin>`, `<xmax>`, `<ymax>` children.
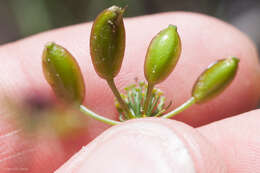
<box><xmin>42</xmin><ymin>42</ymin><xmax>85</xmax><ymax>105</ymax></box>
<box><xmin>192</xmin><ymin>57</ymin><xmax>239</xmax><ymax>103</ymax></box>
<box><xmin>90</xmin><ymin>5</ymin><xmax>125</xmax><ymax>80</ymax></box>
<box><xmin>144</xmin><ymin>25</ymin><xmax>181</xmax><ymax>85</ymax></box>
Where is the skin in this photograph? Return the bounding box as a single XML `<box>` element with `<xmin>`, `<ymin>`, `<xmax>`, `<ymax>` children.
<box><xmin>0</xmin><ymin>12</ymin><xmax>259</xmax><ymax>172</ymax></box>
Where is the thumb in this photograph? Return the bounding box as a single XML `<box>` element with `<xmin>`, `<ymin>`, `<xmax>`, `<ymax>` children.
<box><xmin>55</xmin><ymin>118</ymin><xmax>226</xmax><ymax>173</ymax></box>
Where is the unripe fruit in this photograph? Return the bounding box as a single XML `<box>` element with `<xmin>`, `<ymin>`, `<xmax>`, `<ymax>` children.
<box><xmin>42</xmin><ymin>42</ymin><xmax>85</xmax><ymax>105</ymax></box>
<box><xmin>144</xmin><ymin>25</ymin><xmax>181</xmax><ymax>85</ymax></box>
<box><xmin>192</xmin><ymin>57</ymin><xmax>239</xmax><ymax>103</ymax></box>
<box><xmin>90</xmin><ymin>5</ymin><xmax>125</xmax><ymax>80</ymax></box>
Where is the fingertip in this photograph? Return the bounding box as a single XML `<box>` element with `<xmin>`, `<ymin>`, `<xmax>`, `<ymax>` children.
<box><xmin>198</xmin><ymin>109</ymin><xmax>260</xmax><ymax>172</ymax></box>
<box><xmin>56</xmin><ymin>118</ymin><xmax>226</xmax><ymax>173</ymax></box>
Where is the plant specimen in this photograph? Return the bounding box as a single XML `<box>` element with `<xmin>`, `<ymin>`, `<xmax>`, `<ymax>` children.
<box><xmin>42</xmin><ymin>6</ymin><xmax>239</xmax><ymax>126</ymax></box>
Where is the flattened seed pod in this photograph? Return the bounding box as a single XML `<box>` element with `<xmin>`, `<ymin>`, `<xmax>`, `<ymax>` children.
<box><xmin>144</xmin><ymin>25</ymin><xmax>181</xmax><ymax>85</ymax></box>
<box><xmin>192</xmin><ymin>57</ymin><xmax>239</xmax><ymax>103</ymax></box>
<box><xmin>90</xmin><ymin>5</ymin><xmax>125</xmax><ymax>80</ymax></box>
<box><xmin>42</xmin><ymin>42</ymin><xmax>85</xmax><ymax>105</ymax></box>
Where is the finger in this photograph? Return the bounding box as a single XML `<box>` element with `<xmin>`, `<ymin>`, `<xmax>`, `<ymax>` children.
<box><xmin>0</xmin><ymin>12</ymin><xmax>259</xmax><ymax>128</ymax></box>
<box><xmin>55</xmin><ymin>118</ymin><xmax>226</xmax><ymax>173</ymax></box>
<box><xmin>0</xmin><ymin>12</ymin><xmax>259</xmax><ymax>172</ymax></box>
<box><xmin>198</xmin><ymin>109</ymin><xmax>260</xmax><ymax>172</ymax></box>
<box><xmin>56</xmin><ymin>109</ymin><xmax>260</xmax><ymax>173</ymax></box>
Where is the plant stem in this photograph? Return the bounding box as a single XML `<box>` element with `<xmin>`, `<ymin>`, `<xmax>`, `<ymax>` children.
<box><xmin>80</xmin><ymin>105</ymin><xmax>120</xmax><ymax>125</ymax></box>
<box><xmin>106</xmin><ymin>79</ymin><xmax>133</xmax><ymax>118</ymax></box>
<box><xmin>143</xmin><ymin>83</ymin><xmax>154</xmax><ymax>117</ymax></box>
<box><xmin>162</xmin><ymin>97</ymin><xmax>196</xmax><ymax>119</ymax></box>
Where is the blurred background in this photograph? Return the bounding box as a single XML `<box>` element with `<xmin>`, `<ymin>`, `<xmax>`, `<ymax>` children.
<box><xmin>0</xmin><ymin>0</ymin><xmax>260</xmax><ymax>52</ymax></box>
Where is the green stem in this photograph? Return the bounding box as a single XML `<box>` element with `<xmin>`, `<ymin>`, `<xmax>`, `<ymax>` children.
<box><xmin>143</xmin><ymin>83</ymin><xmax>154</xmax><ymax>117</ymax></box>
<box><xmin>162</xmin><ymin>97</ymin><xmax>196</xmax><ymax>119</ymax></box>
<box><xmin>80</xmin><ymin>105</ymin><xmax>120</xmax><ymax>125</ymax></box>
<box><xmin>106</xmin><ymin>79</ymin><xmax>133</xmax><ymax>118</ymax></box>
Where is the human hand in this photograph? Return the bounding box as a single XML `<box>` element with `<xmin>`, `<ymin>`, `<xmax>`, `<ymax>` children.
<box><xmin>0</xmin><ymin>12</ymin><xmax>259</xmax><ymax>172</ymax></box>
